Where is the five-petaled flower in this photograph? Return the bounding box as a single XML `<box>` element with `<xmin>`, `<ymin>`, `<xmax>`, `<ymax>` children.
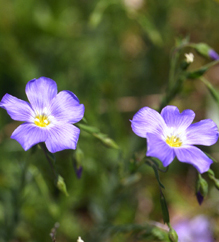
<box><xmin>0</xmin><ymin>77</ymin><xmax>85</xmax><ymax>153</ymax></box>
<box><xmin>131</xmin><ymin>105</ymin><xmax>218</xmax><ymax>173</ymax></box>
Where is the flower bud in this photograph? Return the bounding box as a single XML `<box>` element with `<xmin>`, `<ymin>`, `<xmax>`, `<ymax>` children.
<box><xmin>193</xmin><ymin>43</ymin><xmax>219</xmax><ymax>60</ymax></box>
<box><xmin>194</xmin><ymin>43</ymin><xmax>211</xmax><ymax>58</ymax></box>
<box><xmin>196</xmin><ymin>175</ymin><xmax>207</xmax><ymax>205</ymax></box>
<box><xmin>75</xmin><ymin>147</ymin><xmax>84</xmax><ymax>165</ymax></box>
<box><xmin>57</xmin><ymin>175</ymin><xmax>69</xmax><ymax>197</ymax></box>
<box><xmin>168</xmin><ymin>228</ymin><xmax>178</xmax><ymax>242</ymax></box>
<box><xmin>74</xmin><ymin>165</ymin><xmax>83</xmax><ymax>179</ymax></box>
<box><xmin>196</xmin><ymin>174</ymin><xmax>208</xmax><ymax>198</ymax></box>
<box><xmin>196</xmin><ymin>191</ymin><xmax>204</xmax><ymax>205</ymax></box>
<box><xmin>208</xmin><ymin>49</ymin><xmax>219</xmax><ymax>60</ymax></box>
<box><xmin>73</xmin><ymin>147</ymin><xmax>84</xmax><ymax>179</ymax></box>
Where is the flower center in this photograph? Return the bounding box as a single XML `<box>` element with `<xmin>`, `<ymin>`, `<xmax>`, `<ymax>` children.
<box><xmin>34</xmin><ymin>114</ymin><xmax>50</xmax><ymax>127</ymax></box>
<box><xmin>166</xmin><ymin>135</ymin><xmax>182</xmax><ymax>147</ymax></box>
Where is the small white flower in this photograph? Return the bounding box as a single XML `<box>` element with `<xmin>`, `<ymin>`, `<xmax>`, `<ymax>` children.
<box><xmin>185</xmin><ymin>53</ymin><xmax>194</xmax><ymax>63</ymax></box>
<box><xmin>77</xmin><ymin>237</ymin><xmax>84</xmax><ymax>242</ymax></box>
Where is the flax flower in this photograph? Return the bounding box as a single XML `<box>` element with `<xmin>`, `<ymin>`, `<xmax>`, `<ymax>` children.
<box><xmin>131</xmin><ymin>105</ymin><xmax>218</xmax><ymax>173</ymax></box>
<box><xmin>0</xmin><ymin>77</ymin><xmax>85</xmax><ymax>153</ymax></box>
<box><xmin>174</xmin><ymin>215</ymin><xmax>213</xmax><ymax>242</ymax></box>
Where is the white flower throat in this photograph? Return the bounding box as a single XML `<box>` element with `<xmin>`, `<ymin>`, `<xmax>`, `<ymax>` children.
<box><xmin>34</xmin><ymin>107</ymin><xmax>52</xmax><ymax>128</ymax></box>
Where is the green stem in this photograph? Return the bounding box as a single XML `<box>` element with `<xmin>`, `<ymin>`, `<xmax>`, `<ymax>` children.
<box><xmin>159</xmin><ymin>74</ymin><xmax>187</xmax><ymax>112</ymax></box>
<box><xmin>39</xmin><ymin>143</ymin><xmax>57</xmax><ymax>178</ymax></box>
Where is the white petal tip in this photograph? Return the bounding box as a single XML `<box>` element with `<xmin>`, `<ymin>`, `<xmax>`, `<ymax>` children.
<box><xmin>77</xmin><ymin>237</ymin><xmax>84</xmax><ymax>242</ymax></box>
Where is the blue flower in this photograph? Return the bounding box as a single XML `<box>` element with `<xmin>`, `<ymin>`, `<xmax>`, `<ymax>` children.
<box><xmin>174</xmin><ymin>215</ymin><xmax>213</xmax><ymax>242</ymax></box>
<box><xmin>131</xmin><ymin>105</ymin><xmax>218</xmax><ymax>173</ymax></box>
<box><xmin>0</xmin><ymin>77</ymin><xmax>85</xmax><ymax>153</ymax></box>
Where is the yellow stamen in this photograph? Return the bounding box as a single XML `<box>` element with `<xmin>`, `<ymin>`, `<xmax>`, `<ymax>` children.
<box><xmin>34</xmin><ymin>115</ymin><xmax>50</xmax><ymax>127</ymax></box>
<box><xmin>166</xmin><ymin>136</ymin><xmax>182</xmax><ymax>147</ymax></box>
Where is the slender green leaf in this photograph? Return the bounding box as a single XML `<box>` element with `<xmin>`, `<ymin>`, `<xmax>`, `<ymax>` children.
<box><xmin>201</xmin><ymin>77</ymin><xmax>219</xmax><ymax>104</ymax></box>
<box><xmin>160</xmin><ymin>191</ymin><xmax>170</xmax><ymax>224</ymax></box>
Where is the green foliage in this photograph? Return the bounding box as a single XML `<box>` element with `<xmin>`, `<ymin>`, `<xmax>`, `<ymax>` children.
<box><xmin>1</xmin><ymin>0</ymin><xmax>219</xmax><ymax>241</ymax></box>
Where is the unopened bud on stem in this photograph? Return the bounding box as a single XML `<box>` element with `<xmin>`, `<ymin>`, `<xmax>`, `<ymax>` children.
<box><xmin>168</xmin><ymin>228</ymin><xmax>178</xmax><ymax>242</ymax></box>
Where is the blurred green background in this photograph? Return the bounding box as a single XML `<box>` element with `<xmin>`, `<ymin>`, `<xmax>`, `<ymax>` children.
<box><xmin>1</xmin><ymin>0</ymin><xmax>219</xmax><ymax>241</ymax></box>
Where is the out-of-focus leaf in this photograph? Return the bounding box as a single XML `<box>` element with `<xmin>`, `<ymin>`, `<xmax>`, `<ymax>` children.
<box><xmin>92</xmin><ymin>132</ymin><xmax>119</xmax><ymax>149</ymax></box>
<box><xmin>89</xmin><ymin>0</ymin><xmax>109</xmax><ymax>28</ymax></box>
<box><xmin>121</xmin><ymin>173</ymin><xmax>141</xmax><ymax>186</ymax></box>
<box><xmin>77</xmin><ymin>123</ymin><xmax>100</xmax><ymax>134</ymax></box>
<box><xmin>136</xmin><ymin>14</ymin><xmax>163</xmax><ymax>46</ymax></box>
<box><xmin>29</xmin><ymin>165</ymin><xmax>59</xmax><ymax>217</ymax></box>
<box><xmin>77</xmin><ymin>123</ymin><xmax>119</xmax><ymax>149</ymax></box>
<box><xmin>186</xmin><ymin>66</ymin><xmax>208</xmax><ymax>79</ymax></box>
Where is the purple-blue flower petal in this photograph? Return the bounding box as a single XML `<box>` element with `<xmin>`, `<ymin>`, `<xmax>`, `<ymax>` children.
<box><xmin>11</xmin><ymin>123</ymin><xmax>48</xmax><ymax>150</ymax></box>
<box><xmin>161</xmin><ymin>106</ymin><xmax>195</xmax><ymax>131</ymax></box>
<box><xmin>208</xmin><ymin>49</ymin><xmax>219</xmax><ymax>60</ymax></box>
<box><xmin>49</xmin><ymin>91</ymin><xmax>85</xmax><ymax>124</ymax></box>
<box><xmin>146</xmin><ymin>133</ymin><xmax>175</xmax><ymax>167</ymax></box>
<box><xmin>25</xmin><ymin>77</ymin><xmax>57</xmax><ymax>112</ymax></box>
<box><xmin>175</xmin><ymin>145</ymin><xmax>213</xmax><ymax>173</ymax></box>
<box><xmin>0</xmin><ymin>94</ymin><xmax>34</xmax><ymax>121</ymax></box>
<box><xmin>185</xmin><ymin>119</ymin><xmax>218</xmax><ymax>146</ymax></box>
<box><xmin>45</xmin><ymin>123</ymin><xmax>80</xmax><ymax>153</ymax></box>
<box><xmin>131</xmin><ymin>107</ymin><xmax>166</xmax><ymax>138</ymax></box>
<box><xmin>174</xmin><ymin>215</ymin><xmax>213</xmax><ymax>242</ymax></box>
